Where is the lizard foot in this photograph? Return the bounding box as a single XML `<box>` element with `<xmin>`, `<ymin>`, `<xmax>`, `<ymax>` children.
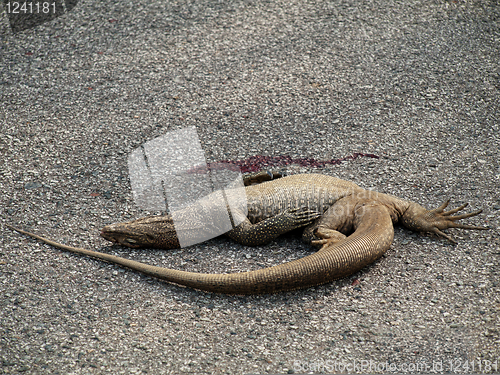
<box><xmin>282</xmin><ymin>207</ymin><xmax>322</xmax><ymax>228</ymax></box>
<box><xmin>311</xmin><ymin>227</ymin><xmax>347</xmax><ymax>249</ymax></box>
<box><xmin>242</xmin><ymin>170</ymin><xmax>285</xmax><ymax>186</ymax></box>
<box><xmin>404</xmin><ymin>199</ymin><xmax>489</xmax><ymax>244</ymax></box>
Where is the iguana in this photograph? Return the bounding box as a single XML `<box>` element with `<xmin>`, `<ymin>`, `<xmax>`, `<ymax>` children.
<box><xmin>7</xmin><ymin>173</ymin><xmax>488</xmax><ymax>294</ymax></box>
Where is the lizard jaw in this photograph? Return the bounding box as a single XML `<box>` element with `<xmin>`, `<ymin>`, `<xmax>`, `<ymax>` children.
<box><xmin>100</xmin><ymin>225</ymin><xmax>143</xmax><ymax>248</ymax></box>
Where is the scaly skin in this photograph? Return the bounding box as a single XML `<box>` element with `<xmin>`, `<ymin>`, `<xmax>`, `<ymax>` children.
<box><xmin>7</xmin><ymin>174</ymin><xmax>488</xmax><ymax>294</ymax></box>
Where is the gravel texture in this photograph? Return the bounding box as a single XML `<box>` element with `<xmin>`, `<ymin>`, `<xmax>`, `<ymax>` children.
<box><xmin>1</xmin><ymin>0</ymin><xmax>499</xmax><ymax>374</ymax></box>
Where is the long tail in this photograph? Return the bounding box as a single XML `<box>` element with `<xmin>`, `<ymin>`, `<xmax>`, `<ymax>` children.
<box><xmin>7</xmin><ymin>209</ymin><xmax>393</xmax><ymax>294</ymax></box>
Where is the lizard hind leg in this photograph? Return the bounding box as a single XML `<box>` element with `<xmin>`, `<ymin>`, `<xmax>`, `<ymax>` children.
<box><xmin>402</xmin><ymin>200</ymin><xmax>489</xmax><ymax>244</ymax></box>
<box><xmin>302</xmin><ymin>195</ymin><xmax>358</xmax><ymax>249</ymax></box>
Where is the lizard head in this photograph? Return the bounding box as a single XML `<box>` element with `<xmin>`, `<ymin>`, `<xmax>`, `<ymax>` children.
<box><xmin>100</xmin><ymin>215</ymin><xmax>180</xmax><ymax>249</ymax></box>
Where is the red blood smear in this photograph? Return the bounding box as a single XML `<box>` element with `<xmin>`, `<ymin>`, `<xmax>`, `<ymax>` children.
<box><xmin>187</xmin><ymin>153</ymin><xmax>379</xmax><ymax>174</ymax></box>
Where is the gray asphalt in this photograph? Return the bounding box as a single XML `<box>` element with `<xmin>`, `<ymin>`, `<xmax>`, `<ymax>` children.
<box><xmin>1</xmin><ymin>0</ymin><xmax>499</xmax><ymax>374</ymax></box>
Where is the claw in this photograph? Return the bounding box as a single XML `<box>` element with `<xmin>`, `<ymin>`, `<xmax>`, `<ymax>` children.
<box><xmin>448</xmin><ymin>210</ymin><xmax>482</xmax><ymax>221</ymax></box>
<box><xmin>442</xmin><ymin>203</ymin><xmax>468</xmax><ymax>216</ymax></box>
<box><xmin>449</xmin><ymin>223</ymin><xmax>489</xmax><ymax>230</ymax></box>
<box><xmin>311</xmin><ymin>239</ymin><xmax>328</xmax><ymax>247</ymax></box>
<box><xmin>431</xmin><ymin>199</ymin><xmax>450</xmax><ymax>214</ymax></box>
<box><xmin>433</xmin><ymin>228</ymin><xmax>457</xmax><ymax>244</ymax></box>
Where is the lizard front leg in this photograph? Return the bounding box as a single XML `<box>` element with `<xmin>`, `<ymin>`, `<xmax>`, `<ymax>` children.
<box><xmin>242</xmin><ymin>170</ymin><xmax>285</xmax><ymax>186</ymax></box>
<box><xmin>226</xmin><ymin>207</ymin><xmax>321</xmax><ymax>246</ymax></box>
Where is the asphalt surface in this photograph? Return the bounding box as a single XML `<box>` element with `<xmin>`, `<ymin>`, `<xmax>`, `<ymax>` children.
<box><xmin>1</xmin><ymin>0</ymin><xmax>499</xmax><ymax>374</ymax></box>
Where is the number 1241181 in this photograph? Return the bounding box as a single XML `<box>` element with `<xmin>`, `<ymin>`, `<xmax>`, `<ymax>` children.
<box><xmin>5</xmin><ymin>2</ymin><xmax>57</xmax><ymax>14</ymax></box>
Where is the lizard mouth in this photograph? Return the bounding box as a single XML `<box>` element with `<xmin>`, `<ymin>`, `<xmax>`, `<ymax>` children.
<box><xmin>100</xmin><ymin>230</ymin><xmax>117</xmax><ymax>242</ymax></box>
<box><xmin>100</xmin><ymin>229</ymin><xmax>144</xmax><ymax>248</ymax></box>
<box><xmin>100</xmin><ymin>229</ymin><xmax>131</xmax><ymax>245</ymax></box>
